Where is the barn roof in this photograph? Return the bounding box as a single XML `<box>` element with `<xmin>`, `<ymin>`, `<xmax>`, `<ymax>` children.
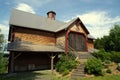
<box><xmin>7</xmin><ymin>41</ymin><xmax>64</xmax><ymax>52</ymax></box>
<box><xmin>9</xmin><ymin>9</ymin><xmax>65</xmax><ymax>32</ymax></box>
<box><xmin>9</xmin><ymin>9</ymin><xmax>89</xmax><ymax>33</ymax></box>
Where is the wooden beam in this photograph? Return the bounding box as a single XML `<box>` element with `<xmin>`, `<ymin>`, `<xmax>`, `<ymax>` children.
<box><xmin>14</xmin><ymin>53</ymin><xmax>22</xmax><ymax>60</ymax></box>
<box><xmin>50</xmin><ymin>53</ymin><xmax>57</xmax><ymax>74</ymax></box>
<box><xmin>10</xmin><ymin>52</ymin><xmax>14</xmax><ymax>73</ymax></box>
<box><xmin>51</xmin><ymin>53</ymin><xmax>54</xmax><ymax>74</ymax></box>
<box><xmin>65</xmin><ymin>30</ymin><xmax>70</xmax><ymax>54</ymax></box>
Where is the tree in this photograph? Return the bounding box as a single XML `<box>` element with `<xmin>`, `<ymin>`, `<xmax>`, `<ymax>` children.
<box><xmin>0</xmin><ymin>29</ymin><xmax>4</xmax><ymax>51</ymax></box>
<box><xmin>94</xmin><ymin>38</ymin><xmax>104</xmax><ymax>49</ymax></box>
<box><xmin>0</xmin><ymin>29</ymin><xmax>8</xmax><ymax>73</ymax></box>
<box><xmin>94</xmin><ymin>24</ymin><xmax>120</xmax><ymax>51</ymax></box>
<box><xmin>109</xmin><ymin>25</ymin><xmax>120</xmax><ymax>51</ymax></box>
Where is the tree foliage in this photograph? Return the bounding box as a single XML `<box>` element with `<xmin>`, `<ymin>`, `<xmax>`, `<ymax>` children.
<box><xmin>0</xmin><ymin>29</ymin><xmax>8</xmax><ymax>73</ymax></box>
<box><xmin>110</xmin><ymin>52</ymin><xmax>120</xmax><ymax>63</ymax></box>
<box><xmin>94</xmin><ymin>24</ymin><xmax>120</xmax><ymax>51</ymax></box>
<box><xmin>0</xmin><ymin>29</ymin><xmax>4</xmax><ymax>51</ymax></box>
<box><xmin>109</xmin><ymin>25</ymin><xmax>120</xmax><ymax>51</ymax></box>
<box><xmin>92</xmin><ymin>49</ymin><xmax>111</xmax><ymax>61</ymax></box>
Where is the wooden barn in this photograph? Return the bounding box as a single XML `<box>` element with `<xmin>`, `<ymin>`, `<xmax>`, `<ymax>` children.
<box><xmin>7</xmin><ymin>9</ymin><xmax>94</xmax><ymax>73</ymax></box>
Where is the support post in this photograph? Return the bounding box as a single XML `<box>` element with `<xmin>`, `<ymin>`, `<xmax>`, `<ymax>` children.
<box><xmin>9</xmin><ymin>52</ymin><xmax>14</xmax><ymax>73</ymax></box>
<box><xmin>50</xmin><ymin>53</ymin><xmax>57</xmax><ymax>74</ymax></box>
<box><xmin>51</xmin><ymin>53</ymin><xmax>54</xmax><ymax>74</ymax></box>
<box><xmin>65</xmin><ymin>30</ymin><xmax>69</xmax><ymax>54</ymax></box>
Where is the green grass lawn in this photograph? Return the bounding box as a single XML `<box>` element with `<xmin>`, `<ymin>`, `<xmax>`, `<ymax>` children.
<box><xmin>80</xmin><ymin>75</ymin><xmax>120</xmax><ymax>80</ymax></box>
<box><xmin>0</xmin><ymin>70</ymin><xmax>120</xmax><ymax>80</ymax></box>
<box><xmin>0</xmin><ymin>70</ymin><xmax>70</xmax><ymax>80</ymax></box>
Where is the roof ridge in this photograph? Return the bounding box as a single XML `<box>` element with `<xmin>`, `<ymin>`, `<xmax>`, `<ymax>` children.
<box><xmin>12</xmin><ymin>9</ymin><xmax>64</xmax><ymax>24</ymax></box>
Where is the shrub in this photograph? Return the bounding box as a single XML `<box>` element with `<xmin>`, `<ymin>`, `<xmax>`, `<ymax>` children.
<box><xmin>110</xmin><ymin>52</ymin><xmax>120</xmax><ymax>63</ymax></box>
<box><xmin>85</xmin><ymin>58</ymin><xmax>103</xmax><ymax>75</ymax></box>
<box><xmin>106</xmin><ymin>68</ymin><xmax>112</xmax><ymax>73</ymax></box>
<box><xmin>0</xmin><ymin>53</ymin><xmax>8</xmax><ymax>74</ymax></box>
<box><xmin>55</xmin><ymin>54</ymin><xmax>78</xmax><ymax>76</ymax></box>
<box><xmin>92</xmin><ymin>49</ymin><xmax>111</xmax><ymax>61</ymax></box>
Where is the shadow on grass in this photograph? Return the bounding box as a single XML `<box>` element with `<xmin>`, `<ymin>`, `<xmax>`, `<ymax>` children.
<box><xmin>0</xmin><ymin>70</ymin><xmax>53</xmax><ymax>80</ymax></box>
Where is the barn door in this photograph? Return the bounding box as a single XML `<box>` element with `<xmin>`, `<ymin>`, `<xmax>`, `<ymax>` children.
<box><xmin>68</xmin><ymin>32</ymin><xmax>86</xmax><ymax>51</ymax></box>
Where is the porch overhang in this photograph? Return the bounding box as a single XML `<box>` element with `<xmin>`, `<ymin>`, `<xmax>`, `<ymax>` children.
<box><xmin>7</xmin><ymin>41</ymin><xmax>65</xmax><ymax>53</ymax></box>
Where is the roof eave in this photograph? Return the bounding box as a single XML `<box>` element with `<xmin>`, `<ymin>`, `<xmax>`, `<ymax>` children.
<box><xmin>10</xmin><ymin>24</ymin><xmax>56</xmax><ymax>33</ymax></box>
<box><xmin>8</xmin><ymin>49</ymin><xmax>65</xmax><ymax>53</ymax></box>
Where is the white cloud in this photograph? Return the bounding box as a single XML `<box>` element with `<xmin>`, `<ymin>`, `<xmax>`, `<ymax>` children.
<box><xmin>14</xmin><ymin>0</ymin><xmax>52</xmax><ymax>8</ymax></box>
<box><xmin>76</xmin><ymin>11</ymin><xmax>120</xmax><ymax>38</ymax></box>
<box><xmin>16</xmin><ymin>3</ymin><xmax>36</xmax><ymax>14</ymax></box>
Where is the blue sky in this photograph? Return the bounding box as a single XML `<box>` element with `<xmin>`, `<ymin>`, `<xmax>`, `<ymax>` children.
<box><xmin>0</xmin><ymin>0</ymin><xmax>120</xmax><ymax>39</ymax></box>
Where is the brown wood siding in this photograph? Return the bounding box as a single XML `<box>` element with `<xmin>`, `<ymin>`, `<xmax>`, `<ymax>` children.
<box><xmin>13</xmin><ymin>27</ymin><xmax>56</xmax><ymax>45</ymax></box>
<box><xmin>87</xmin><ymin>39</ymin><xmax>94</xmax><ymax>49</ymax></box>
<box><xmin>70</xmin><ymin>23</ymin><xmax>87</xmax><ymax>36</ymax></box>
<box><xmin>56</xmin><ymin>31</ymin><xmax>65</xmax><ymax>49</ymax></box>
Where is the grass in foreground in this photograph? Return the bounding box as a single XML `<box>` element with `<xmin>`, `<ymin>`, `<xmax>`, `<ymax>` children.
<box><xmin>0</xmin><ymin>70</ymin><xmax>120</xmax><ymax>80</ymax></box>
<box><xmin>79</xmin><ymin>75</ymin><xmax>120</xmax><ymax>80</ymax></box>
<box><xmin>0</xmin><ymin>70</ymin><xmax>69</xmax><ymax>80</ymax></box>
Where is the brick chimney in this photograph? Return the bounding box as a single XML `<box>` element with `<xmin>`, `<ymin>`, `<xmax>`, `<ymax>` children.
<box><xmin>47</xmin><ymin>11</ymin><xmax>56</xmax><ymax>20</ymax></box>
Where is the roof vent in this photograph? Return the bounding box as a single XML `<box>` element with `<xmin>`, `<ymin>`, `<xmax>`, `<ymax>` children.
<box><xmin>47</xmin><ymin>11</ymin><xmax>56</xmax><ymax>20</ymax></box>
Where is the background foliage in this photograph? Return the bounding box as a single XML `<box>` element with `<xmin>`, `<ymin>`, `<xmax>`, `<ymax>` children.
<box><xmin>92</xmin><ymin>49</ymin><xmax>111</xmax><ymax>61</ymax></box>
<box><xmin>94</xmin><ymin>24</ymin><xmax>120</xmax><ymax>51</ymax></box>
<box><xmin>0</xmin><ymin>29</ymin><xmax>8</xmax><ymax>74</ymax></box>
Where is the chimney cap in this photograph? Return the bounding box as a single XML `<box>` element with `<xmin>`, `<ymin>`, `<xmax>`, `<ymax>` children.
<box><xmin>47</xmin><ymin>11</ymin><xmax>56</xmax><ymax>15</ymax></box>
